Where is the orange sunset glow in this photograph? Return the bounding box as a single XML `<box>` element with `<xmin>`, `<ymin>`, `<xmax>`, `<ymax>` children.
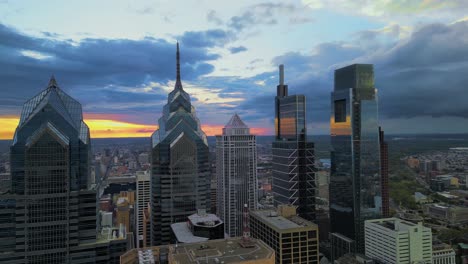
<box><xmin>0</xmin><ymin>116</ymin><xmax>270</xmax><ymax>140</ymax></box>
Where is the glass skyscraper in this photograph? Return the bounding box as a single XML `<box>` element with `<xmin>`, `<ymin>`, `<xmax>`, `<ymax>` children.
<box><xmin>0</xmin><ymin>77</ymin><xmax>128</xmax><ymax>263</ymax></box>
<box><xmin>216</xmin><ymin>113</ymin><xmax>257</xmax><ymax>237</ymax></box>
<box><xmin>272</xmin><ymin>65</ymin><xmax>316</xmax><ymax>222</ymax></box>
<box><xmin>150</xmin><ymin>43</ymin><xmax>210</xmax><ymax>246</ymax></box>
<box><xmin>329</xmin><ymin>64</ymin><xmax>381</xmax><ymax>257</ymax></box>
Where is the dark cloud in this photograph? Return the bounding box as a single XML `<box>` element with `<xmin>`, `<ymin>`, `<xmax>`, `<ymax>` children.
<box><xmin>229</xmin><ymin>46</ymin><xmax>247</xmax><ymax>54</ymax></box>
<box><xmin>178</xmin><ymin>29</ymin><xmax>233</xmax><ymax>48</ymax></box>
<box><xmin>228</xmin><ymin>3</ymin><xmax>311</xmax><ymax>32</ymax></box>
<box><xmin>231</xmin><ymin>21</ymin><xmax>468</xmax><ymax>133</ymax></box>
<box><xmin>0</xmin><ymin>23</ymin><xmax>222</xmax><ymax>116</ymax></box>
<box><xmin>206</xmin><ymin>10</ymin><xmax>223</xmax><ymax>25</ymax></box>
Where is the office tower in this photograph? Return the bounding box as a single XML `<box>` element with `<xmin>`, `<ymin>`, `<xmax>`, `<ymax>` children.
<box><xmin>250</xmin><ymin>205</ymin><xmax>319</xmax><ymax>264</ymax></box>
<box><xmin>272</xmin><ymin>65</ymin><xmax>316</xmax><ymax>222</ymax></box>
<box><xmin>379</xmin><ymin>127</ymin><xmax>390</xmax><ymax>217</ymax></box>
<box><xmin>216</xmin><ymin>113</ymin><xmax>258</xmax><ymax>237</ymax></box>
<box><xmin>135</xmin><ymin>171</ymin><xmax>150</xmax><ymax>247</ymax></box>
<box><xmin>120</xmin><ymin>237</ymin><xmax>276</xmax><ymax>264</ymax></box>
<box><xmin>330</xmin><ymin>64</ymin><xmax>381</xmax><ymax>256</ymax></box>
<box><xmin>151</xmin><ymin>43</ymin><xmax>210</xmax><ymax>246</ymax></box>
<box><xmin>365</xmin><ymin>218</ymin><xmax>433</xmax><ymax>264</ymax></box>
<box><xmin>1</xmin><ymin>77</ymin><xmax>128</xmax><ymax>263</ymax></box>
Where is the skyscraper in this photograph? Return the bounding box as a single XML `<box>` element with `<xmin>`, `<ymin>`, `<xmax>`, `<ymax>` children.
<box><xmin>0</xmin><ymin>77</ymin><xmax>128</xmax><ymax>263</ymax></box>
<box><xmin>330</xmin><ymin>64</ymin><xmax>381</xmax><ymax>256</ymax></box>
<box><xmin>150</xmin><ymin>43</ymin><xmax>210</xmax><ymax>246</ymax></box>
<box><xmin>272</xmin><ymin>65</ymin><xmax>316</xmax><ymax>222</ymax></box>
<box><xmin>216</xmin><ymin>113</ymin><xmax>258</xmax><ymax>237</ymax></box>
<box><xmin>135</xmin><ymin>171</ymin><xmax>151</xmax><ymax>247</ymax></box>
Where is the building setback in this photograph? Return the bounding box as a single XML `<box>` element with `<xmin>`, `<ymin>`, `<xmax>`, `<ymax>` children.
<box><xmin>216</xmin><ymin>113</ymin><xmax>258</xmax><ymax>237</ymax></box>
<box><xmin>150</xmin><ymin>43</ymin><xmax>210</xmax><ymax>246</ymax></box>
<box><xmin>0</xmin><ymin>77</ymin><xmax>128</xmax><ymax>263</ymax></box>
<box><xmin>250</xmin><ymin>205</ymin><xmax>319</xmax><ymax>264</ymax></box>
<box><xmin>365</xmin><ymin>218</ymin><xmax>432</xmax><ymax>264</ymax></box>
<box><xmin>329</xmin><ymin>64</ymin><xmax>382</xmax><ymax>256</ymax></box>
<box><xmin>272</xmin><ymin>65</ymin><xmax>316</xmax><ymax>222</ymax></box>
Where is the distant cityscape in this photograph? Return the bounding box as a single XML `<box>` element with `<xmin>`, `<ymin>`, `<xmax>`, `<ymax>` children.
<box><xmin>0</xmin><ymin>43</ymin><xmax>468</xmax><ymax>264</ymax></box>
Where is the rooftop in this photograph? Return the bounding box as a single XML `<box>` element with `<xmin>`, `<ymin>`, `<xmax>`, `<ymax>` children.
<box><xmin>188</xmin><ymin>211</ymin><xmax>223</xmax><ymax>227</ymax></box>
<box><xmin>251</xmin><ymin>209</ymin><xmax>317</xmax><ymax>231</ymax></box>
<box><xmin>121</xmin><ymin>237</ymin><xmax>275</xmax><ymax>264</ymax></box>
<box><xmin>171</xmin><ymin>222</ymin><xmax>209</xmax><ymax>244</ymax></box>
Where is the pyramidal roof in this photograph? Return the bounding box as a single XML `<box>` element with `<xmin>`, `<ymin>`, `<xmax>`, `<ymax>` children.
<box><xmin>224</xmin><ymin>113</ymin><xmax>248</xmax><ymax>128</ymax></box>
<box><xmin>18</xmin><ymin>76</ymin><xmax>83</xmax><ymax>129</ymax></box>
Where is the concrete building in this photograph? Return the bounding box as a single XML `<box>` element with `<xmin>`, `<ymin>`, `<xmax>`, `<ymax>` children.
<box><xmin>101</xmin><ymin>211</ymin><xmax>114</xmax><ymax>227</ymax></box>
<box><xmin>426</xmin><ymin>204</ymin><xmax>468</xmax><ymax>225</ymax></box>
<box><xmin>272</xmin><ymin>65</ymin><xmax>316</xmax><ymax>222</ymax></box>
<box><xmin>135</xmin><ymin>170</ymin><xmax>150</xmax><ymax>247</ymax></box>
<box><xmin>250</xmin><ymin>205</ymin><xmax>319</xmax><ymax>264</ymax></box>
<box><xmin>120</xmin><ymin>237</ymin><xmax>275</xmax><ymax>264</ymax></box>
<box><xmin>216</xmin><ymin>113</ymin><xmax>257</xmax><ymax>237</ymax></box>
<box><xmin>432</xmin><ymin>242</ymin><xmax>455</xmax><ymax>264</ymax></box>
<box><xmin>365</xmin><ymin>218</ymin><xmax>432</xmax><ymax>264</ymax></box>
<box><xmin>117</xmin><ymin>197</ymin><xmax>131</xmax><ymax>233</ymax></box>
<box><xmin>171</xmin><ymin>210</ymin><xmax>224</xmax><ymax>243</ymax></box>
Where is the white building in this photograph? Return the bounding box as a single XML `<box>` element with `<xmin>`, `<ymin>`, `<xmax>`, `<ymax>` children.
<box><xmin>135</xmin><ymin>170</ymin><xmax>151</xmax><ymax>247</ymax></box>
<box><xmin>365</xmin><ymin>218</ymin><xmax>432</xmax><ymax>264</ymax></box>
<box><xmin>432</xmin><ymin>243</ymin><xmax>456</xmax><ymax>264</ymax></box>
<box><xmin>216</xmin><ymin>113</ymin><xmax>258</xmax><ymax>237</ymax></box>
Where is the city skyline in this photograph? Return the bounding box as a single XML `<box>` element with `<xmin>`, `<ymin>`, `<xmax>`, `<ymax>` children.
<box><xmin>1</xmin><ymin>0</ymin><xmax>468</xmax><ymax>139</ymax></box>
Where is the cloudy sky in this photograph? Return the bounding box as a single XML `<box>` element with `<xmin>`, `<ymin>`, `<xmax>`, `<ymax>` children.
<box><xmin>1</xmin><ymin>0</ymin><xmax>467</xmax><ymax>138</ymax></box>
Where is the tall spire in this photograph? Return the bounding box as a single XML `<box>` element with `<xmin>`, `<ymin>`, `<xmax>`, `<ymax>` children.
<box><xmin>175</xmin><ymin>41</ymin><xmax>182</xmax><ymax>89</ymax></box>
<box><xmin>48</xmin><ymin>75</ymin><xmax>58</xmax><ymax>89</ymax></box>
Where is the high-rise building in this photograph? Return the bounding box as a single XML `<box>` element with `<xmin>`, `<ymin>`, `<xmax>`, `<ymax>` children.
<box><xmin>150</xmin><ymin>43</ymin><xmax>210</xmax><ymax>246</ymax></box>
<box><xmin>379</xmin><ymin>127</ymin><xmax>390</xmax><ymax>217</ymax></box>
<box><xmin>250</xmin><ymin>205</ymin><xmax>319</xmax><ymax>264</ymax></box>
<box><xmin>330</xmin><ymin>64</ymin><xmax>382</xmax><ymax>256</ymax></box>
<box><xmin>0</xmin><ymin>77</ymin><xmax>128</xmax><ymax>263</ymax></box>
<box><xmin>216</xmin><ymin>113</ymin><xmax>258</xmax><ymax>237</ymax></box>
<box><xmin>272</xmin><ymin>65</ymin><xmax>316</xmax><ymax>222</ymax></box>
<box><xmin>365</xmin><ymin>218</ymin><xmax>433</xmax><ymax>264</ymax></box>
<box><xmin>116</xmin><ymin>197</ymin><xmax>131</xmax><ymax>233</ymax></box>
<box><xmin>135</xmin><ymin>170</ymin><xmax>150</xmax><ymax>247</ymax></box>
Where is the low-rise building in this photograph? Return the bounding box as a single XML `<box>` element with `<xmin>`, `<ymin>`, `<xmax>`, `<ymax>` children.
<box><xmin>334</xmin><ymin>254</ymin><xmax>374</xmax><ymax>264</ymax></box>
<box><xmin>432</xmin><ymin>242</ymin><xmax>455</xmax><ymax>264</ymax></box>
<box><xmin>250</xmin><ymin>205</ymin><xmax>319</xmax><ymax>264</ymax></box>
<box><xmin>426</xmin><ymin>204</ymin><xmax>468</xmax><ymax>225</ymax></box>
<box><xmin>171</xmin><ymin>210</ymin><xmax>224</xmax><ymax>243</ymax></box>
<box><xmin>120</xmin><ymin>237</ymin><xmax>275</xmax><ymax>264</ymax></box>
<box><xmin>365</xmin><ymin>218</ymin><xmax>432</xmax><ymax>264</ymax></box>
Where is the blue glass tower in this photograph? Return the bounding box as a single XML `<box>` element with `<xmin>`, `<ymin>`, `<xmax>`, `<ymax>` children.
<box><xmin>1</xmin><ymin>77</ymin><xmax>128</xmax><ymax>263</ymax></box>
<box><xmin>329</xmin><ymin>64</ymin><xmax>382</xmax><ymax>257</ymax></box>
<box><xmin>151</xmin><ymin>43</ymin><xmax>210</xmax><ymax>246</ymax></box>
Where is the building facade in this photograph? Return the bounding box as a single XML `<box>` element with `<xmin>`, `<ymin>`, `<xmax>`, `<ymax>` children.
<box><xmin>432</xmin><ymin>243</ymin><xmax>456</xmax><ymax>264</ymax></box>
<box><xmin>272</xmin><ymin>65</ymin><xmax>316</xmax><ymax>222</ymax></box>
<box><xmin>330</xmin><ymin>64</ymin><xmax>382</xmax><ymax>255</ymax></box>
<box><xmin>216</xmin><ymin>113</ymin><xmax>258</xmax><ymax>237</ymax></box>
<box><xmin>0</xmin><ymin>77</ymin><xmax>128</xmax><ymax>263</ymax></box>
<box><xmin>250</xmin><ymin>205</ymin><xmax>319</xmax><ymax>264</ymax></box>
<box><xmin>135</xmin><ymin>170</ymin><xmax>150</xmax><ymax>247</ymax></box>
<box><xmin>151</xmin><ymin>43</ymin><xmax>210</xmax><ymax>246</ymax></box>
<box><xmin>380</xmin><ymin>127</ymin><xmax>390</xmax><ymax>217</ymax></box>
<box><xmin>365</xmin><ymin>218</ymin><xmax>432</xmax><ymax>264</ymax></box>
